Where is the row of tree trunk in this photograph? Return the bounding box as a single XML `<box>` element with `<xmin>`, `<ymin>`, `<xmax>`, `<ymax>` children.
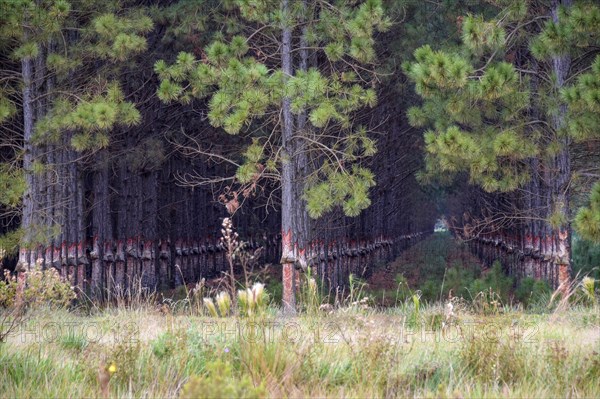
<box><xmin>13</xmin><ymin>231</ymin><xmax>432</xmax><ymax>298</ymax></box>
<box><xmin>458</xmin><ymin>228</ymin><xmax>569</xmax><ymax>289</ymax></box>
<box><xmin>449</xmin><ymin>178</ymin><xmax>571</xmax><ymax>290</ymax></box>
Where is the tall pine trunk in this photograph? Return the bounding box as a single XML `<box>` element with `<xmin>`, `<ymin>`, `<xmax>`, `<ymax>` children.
<box><xmin>293</xmin><ymin>0</ymin><xmax>311</xmax><ymax>292</ymax></box>
<box><xmin>549</xmin><ymin>0</ymin><xmax>572</xmax><ymax>288</ymax></box>
<box><xmin>280</xmin><ymin>0</ymin><xmax>312</xmax><ymax>314</ymax></box>
<box><xmin>18</xmin><ymin>53</ymin><xmax>34</xmax><ymax>271</ymax></box>
<box><xmin>18</xmin><ymin>32</ymin><xmax>40</xmax><ymax>271</ymax></box>
<box><xmin>280</xmin><ymin>0</ymin><xmax>296</xmax><ymax>314</ymax></box>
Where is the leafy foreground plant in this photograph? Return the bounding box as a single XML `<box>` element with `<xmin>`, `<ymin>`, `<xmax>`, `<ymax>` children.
<box><xmin>180</xmin><ymin>360</ymin><xmax>265</xmax><ymax>399</ymax></box>
<box><xmin>237</xmin><ymin>283</ymin><xmax>269</xmax><ymax>317</ymax></box>
<box><xmin>1</xmin><ymin>268</ymin><xmax>76</xmax><ymax>342</ymax></box>
<box><xmin>0</xmin><ymin>268</ymin><xmax>75</xmax><ymax>309</ymax></box>
<box><xmin>203</xmin><ymin>291</ymin><xmax>232</xmax><ymax>318</ymax></box>
<box><xmin>203</xmin><ymin>282</ymin><xmax>269</xmax><ymax>317</ymax></box>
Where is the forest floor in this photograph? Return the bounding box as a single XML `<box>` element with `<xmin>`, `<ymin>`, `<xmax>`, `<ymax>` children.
<box><xmin>366</xmin><ymin>232</ymin><xmax>485</xmax><ymax>305</ymax></box>
<box><xmin>1</xmin><ymin>234</ymin><xmax>599</xmax><ymax>398</ymax></box>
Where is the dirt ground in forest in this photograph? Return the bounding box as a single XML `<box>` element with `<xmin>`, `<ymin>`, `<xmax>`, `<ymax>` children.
<box><xmin>366</xmin><ymin>233</ymin><xmax>484</xmax><ymax>292</ymax></box>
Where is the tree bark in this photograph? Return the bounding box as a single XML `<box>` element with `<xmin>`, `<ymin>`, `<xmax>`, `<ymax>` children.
<box><xmin>18</xmin><ymin>38</ymin><xmax>36</xmax><ymax>271</ymax></box>
<box><xmin>293</xmin><ymin>2</ymin><xmax>311</xmax><ymax>292</ymax></box>
<box><xmin>280</xmin><ymin>0</ymin><xmax>297</xmax><ymax>314</ymax></box>
<box><xmin>91</xmin><ymin>150</ymin><xmax>112</xmax><ymax>297</ymax></box>
<box><xmin>549</xmin><ymin>0</ymin><xmax>572</xmax><ymax>288</ymax></box>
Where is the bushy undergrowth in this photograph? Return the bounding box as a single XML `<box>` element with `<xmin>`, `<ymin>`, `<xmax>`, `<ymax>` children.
<box><xmin>371</xmin><ymin>233</ymin><xmax>569</xmax><ymax>310</ymax></box>
<box><xmin>1</xmin><ymin>268</ymin><xmax>76</xmax><ymax>342</ymax></box>
<box><xmin>572</xmin><ymin>235</ymin><xmax>600</xmax><ymax>280</ymax></box>
<box><xmin>0</xmin><ymin>268</ymin><xmax>75</xmax><ymax>309</ymax></box>
<box><xmin>514</xmin><ymin>276</ymin><xmax>552</xmax><ymax>306</ymax></box>
<box><xmin>180</xmin><ymin>360</ymin><xmax>265</xmax><ymax>399</ymax></box>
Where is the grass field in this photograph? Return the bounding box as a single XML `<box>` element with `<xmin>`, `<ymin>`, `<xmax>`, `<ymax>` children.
<box><xmin>1</xmin><ymin>298</ymin><xmax>599</xmax><ymax>398</ymax></box>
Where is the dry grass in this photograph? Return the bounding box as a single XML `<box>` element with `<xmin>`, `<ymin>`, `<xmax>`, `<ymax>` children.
<box><xmin>1</xmin><ymin>299</ymin><xmax>598</xmax><ymax>398</ymax></box>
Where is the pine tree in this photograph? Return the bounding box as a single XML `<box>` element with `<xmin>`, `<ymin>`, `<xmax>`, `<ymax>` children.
<box><xmin>405</xmin><ymin>0</ymin><xmax>600</xmax><ymax>284</ymax></box>
<box><xmin>575</xmin><ymin>183</ymin><xmax>600</xmax><ymax>243</ymax></box>
<box><xmin>562</xmin><ymin>49</ymin><xmax>600</xmax><ymax>243</ymax></box>
<box><xmin>0</xmin><ymin>0</ymin><xmax>151</xmax><ymax>275</ymax></box>
<box><xmin>156</xmin><ymin>0</ymin><xmax>388</xmax><ymax>312</ymax></box>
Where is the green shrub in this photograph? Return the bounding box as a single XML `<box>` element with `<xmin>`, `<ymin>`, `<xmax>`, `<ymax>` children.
<box><xmin>179</xmin><ymin>360</ymin><xmax>265</xmax><ymax>399</ymax></box>
<box><xmin>469</xmin><ymin>279</ymin><xmax>489</xmax><ymax>299</ymax></box>
<box><xmin>151</xmin><ymin>331</ymin><xmax>178</xmax><ymax>359</ymax></box>
<box><xmin>422</xmin><ymin>255</ymin><xmax>447</xmax><ymax>282</ymax></box>
<box><xmin>0</xmin><ymin>270</ymin><xmax>17</xmax><ymax>308</ymax></box>
<box><xmin>443</xmin><ymin>266</ymin><xmax>475</xmax><ymax>299</ymax></box>
<box><xmin>265</xmin><ymin>279</ymin><xmax>282</xmax><ymax>305</ymax></box>
<box><xmin>572</xmin><ymin>235</ymin><xmax>600</xmax><ymax>281</ymax></box>
<box><xmin>0</xmin><ymin>269</ymin><xmax>75</xmax><ymax>310</ymax></box>
<box><xmin>469</xmin><ymin>262</ymin><xmax>513</xmax><ymax>302</ymax></box>
<box><xmin>515</xmin><ymin>277</ymin><xmax>551</xmax><ymax>307</ymax></box>
<box><xmin>420</xmin><ymin>279</ymin><xmax>439</xmax><ymax>302</ymax></box>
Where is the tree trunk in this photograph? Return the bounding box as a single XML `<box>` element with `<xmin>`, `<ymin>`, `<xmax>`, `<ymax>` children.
<box><xmin>280</xmin><ymin>0</ymin><xmax>297</xmax><ymax>314</ymax></box>
<box><xmin>91</xmin><ymin>150</ymin><xmax>112</xmax><ymax>297</ymax></box>
<box><xmin>293</xmin><ymin>2</ymin><xmax>311</xmax><ymax>293</ymax></box>
<box><xmin>141</xmin><ymin>171</ymin><xmax>157</xmax><ymax>288</ymax></box>
<box><xmin>549</xmin><ymin>0</ymin><xmax>572</xmax><ymax>288</ymax></box>
<box><xmin>34</xmin><ymin>44</ymin><xmax>47</xmax><ymax>259</ymax></box>
<box><xmin>18</xmin><ymin>39</ymin><xmax>36</xmax><ymax>271</ymax></box>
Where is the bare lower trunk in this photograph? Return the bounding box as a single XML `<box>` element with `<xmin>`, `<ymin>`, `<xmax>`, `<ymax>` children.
<box><xmin>141</xmin><ymin>171</ymin><xmax>157</xmax><ymax>288</ymax></box>
<box><xmin>91</xmin><ymin>151</ymin><xmax>112</xmax><ymax>297</ymax></box>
